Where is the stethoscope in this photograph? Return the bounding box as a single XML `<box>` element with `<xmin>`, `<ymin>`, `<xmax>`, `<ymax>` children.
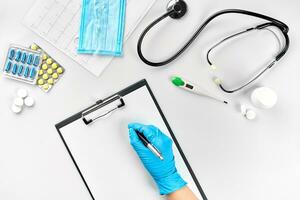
<box><xmin>137</xmin><ymin>0</ymin><xmax>290</xmax><ymax>93</ymax></box>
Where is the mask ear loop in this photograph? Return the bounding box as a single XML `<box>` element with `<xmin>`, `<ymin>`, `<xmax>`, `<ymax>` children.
<box><xmin>207</xmin><ymin>23</ymin><xmax>284</xmax><ymax>93</ymax></box>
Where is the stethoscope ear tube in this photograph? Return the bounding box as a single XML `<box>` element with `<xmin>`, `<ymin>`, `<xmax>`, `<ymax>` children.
<box><xmin>137</xmin><ymin>0</ymin><xmax>192</xmax><ymax>67</ymax></box>
<box><xmin>137</xmin><ymin>10</ymin><xmax>175</xmax><ymax>67</ymax></box>
<box><xmin>137</xmin><ymin>6</ymin><xmax>289</xmax><ymax>67</ymax></box>
<box><xmin>254</xmin><ymin>22</ymin><xmax>290</xmax><ymax>61</ymax></box>
<box><xmin>217</xmin><ymin>61</ymin><xmax>275</xmax><ymax>93</ymax></box>
<box><xmin>137</xmin><ymin>1</ymin><xmax>290</xmax><ymax>93</ymax></box>
<box><xmin>207</xmin><ymin>22</ymin><xmax>288</xmax><ymax>93</ymax></box>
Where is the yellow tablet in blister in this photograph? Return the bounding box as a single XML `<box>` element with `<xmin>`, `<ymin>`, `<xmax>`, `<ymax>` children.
<box><xmin>46</xmin><ymin>58</ymin><xmax>53</xmax><ymax>65</ymax></box>
<box><xmin>48</xmin><ymin>78</ymin><xmax>54</xmax><ymax>85</ymax></box>
<box><xmin>43</xmin><ymin>84</ymin><xmax>49</xmax><ymax>90</ymax></box>
<box><xmin>31</xmin><ymin>44</ymin><xmax>38</xmax><ymax>50</ymax></box>
<box><xmin>52</xmin><ymin>63</ymin><xmax>58</xmax><ymax>69</ymax></box>
<box><xmin>42</xmin><ymin>64</ymin><xmax>48</xmax><ymax>70</ymax></box>
<box><xmin>47</xmin><ymin>68</ymin><xmax>53</xmax><ymax>75</ymax></box>
<box><xmin>52</xmin><ymin>73</ymin><xmax>58</xmax><ymax>79</ymax></box>
<box><xmin>42</xmin><ymin>54</ymin><xmax>48</xmax><ymax>60</ymax></box>
<box><xmin>42</xmin><ymin>74</ymin><xmax>49</xmax><ymax>80</ymax></box>
<box><xmin>38</xmin><ymin>79</ymin><xmax>44</xmax><ymax>85</ymax></box>
<box><xmin>57</xmin><ymin>67</ymin><xmax>64</xmax><ymax>74</ymax></box>
<box><xmin>38</xmin><ymin>69</ymin><xmax>44</xmax><ymax>75</ymax></box>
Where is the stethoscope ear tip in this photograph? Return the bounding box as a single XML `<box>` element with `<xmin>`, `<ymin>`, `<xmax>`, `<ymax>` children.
<box><xmin>213</xmin><ymin>77</ymin><xmax>222</xmax><ymax>85</ymax></box>
<box><xmin>167</xmin><ymin>0</ymin><xmax>188</xmax><ymax>19</ymax></box>
<box><xmin>209</xmin><ymin>64</ymin><xmax>217</xmax><ymax>70</ymax></box>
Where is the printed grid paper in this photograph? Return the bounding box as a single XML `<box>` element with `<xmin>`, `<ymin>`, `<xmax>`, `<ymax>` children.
<box><xmin>23</xmin><ymin>0</ymin><xmax>156</xmax><ymax>76</ymax></box>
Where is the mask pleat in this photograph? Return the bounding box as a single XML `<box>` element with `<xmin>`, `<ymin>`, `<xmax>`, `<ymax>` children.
<box><xmin>78</xmin><ymin>0</ymin><xmax>126</xmax><ymax>56</ymax></box>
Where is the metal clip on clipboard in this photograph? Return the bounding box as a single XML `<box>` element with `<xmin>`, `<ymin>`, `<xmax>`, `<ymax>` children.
<box><xmin>82</xmin><ymin>95</ymin><xmax>125</xmax><ymax>125</ymax></box>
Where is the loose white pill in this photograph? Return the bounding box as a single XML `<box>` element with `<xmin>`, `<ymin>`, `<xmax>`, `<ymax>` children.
<box><xmin>245</xmin><ymin>109</ymin><xmax>256</xmax><ymax>120</ymax></box>
<box><xmin>240</xmin><ymin>104</ymin><xmax>247</xmax><ymax>115</ymax></box>
<box><xmin>13</xmin><ymin>97</ymin><xmax>24</xmax><ymax>107</ymax></box>
<box><xmin>11</xmin><ymin>104</ymin><xmax>22</xmax><ymax>114</ymax></box>
<box><xmin>24</xmin><ymin>96</ymin><xmax>35</xmax><ymax>107</ymax></box>
<box><xmin>17</xmin><ymin>88</ymin><xmax>28</xmax><ymax>98</ymax></box>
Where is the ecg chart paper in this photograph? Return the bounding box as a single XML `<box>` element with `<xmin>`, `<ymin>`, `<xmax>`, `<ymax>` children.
<box><xmin>23</xmin><ymin>0</ymin><xmax>157</xmax><ymax>76</ymax></box>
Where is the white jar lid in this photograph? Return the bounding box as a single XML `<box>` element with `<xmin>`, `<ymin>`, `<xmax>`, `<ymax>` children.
<box><xmin>251</xmin><ymin>87</ymin><xmax>277</xmax><ymax>109</ymax></box>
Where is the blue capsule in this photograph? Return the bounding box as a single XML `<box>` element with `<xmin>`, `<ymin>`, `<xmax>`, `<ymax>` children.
<box><xmin>15</xmin><ymin>51</ymin><xmax>22</xmax><ymax>61</ymax></box>
<box><xmin>27</xmin><ymin>54</ymin><xmax>33</xmax><ymax>65</ymax></box>
<box><xmin>12</xmin><ymin>64</ymin><xmax>18</xmax><ymax>75</ymax></box>
<box><xmin>17</xmin><ymin>65</ymin><xmax>24</xmax><ymax>76</ymax></box>
<box><xmin>24</xmin><ymin>66</ymin><xmax>30</xmax><ymax>78</ymax></box>
<box><xmin>33</xmin><ymin>55</ymin><xmax>40</xmax><ymax>66</ymax></box>
<box><xmin>21</xmin><ymin>52</ymin><xmax>27</xmax><ymax>63</ymax></box>
<box><xmin>29</xmin><ymin>68</ymin><xmax>36</xmax><ymax>79</ymax></box>
<box><xmin>5</xmin><ymin>61</ymin><xmax>12</xmax><ymax>72</ymax></box>
<box><xmin>8</xmin><ymin>49</ymin><xmax>15</xmax><ymax>60</ymax></box>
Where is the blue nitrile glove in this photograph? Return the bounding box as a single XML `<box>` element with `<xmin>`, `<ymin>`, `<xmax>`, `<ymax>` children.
<box><xmin>128</xmin><ymin>123</ymin><xmax>187</xmax><ymax>195</ymax></box>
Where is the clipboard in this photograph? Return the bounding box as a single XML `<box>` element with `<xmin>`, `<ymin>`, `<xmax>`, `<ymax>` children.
<box><xmin>55</xmin><ymin>79</ymin><xmax>207</xmax><ymax>200</ymax></box>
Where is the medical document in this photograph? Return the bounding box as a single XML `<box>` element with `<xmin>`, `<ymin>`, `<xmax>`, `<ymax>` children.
<box><xmin>23</xmin><ymin>0</ymin><xmax>156</xmax><ymax>76</ymax></box>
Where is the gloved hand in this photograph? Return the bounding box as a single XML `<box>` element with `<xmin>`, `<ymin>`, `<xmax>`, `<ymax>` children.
<box><xmin>128</xmin><ymin>123</ymin><xmax>187</xmax><ymax>195</ymax></box>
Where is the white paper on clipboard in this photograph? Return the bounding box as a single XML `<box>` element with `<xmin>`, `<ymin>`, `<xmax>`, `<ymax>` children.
<box><xmin>57</xmin><ymin>81</ymin><xmax>206</xmax><ymax>200</ymax></box>
<box><xmin>23</xmin><ymin>0</ymin><xmax>156</xmax><ymax>76</ymax></box>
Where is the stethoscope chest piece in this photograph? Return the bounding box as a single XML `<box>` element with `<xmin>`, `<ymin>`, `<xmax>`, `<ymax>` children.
<box><xmin>167</xmin><ymin>0</ymin><xmax>188</xmax><ymax>19</ymax></box>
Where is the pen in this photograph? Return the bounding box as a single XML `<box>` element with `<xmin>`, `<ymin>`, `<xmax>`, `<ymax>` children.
<box><xmin>171</xmin><ymin>75</ymin><xmax>228</xmax><ymax>104</ymax></box>
<box><xmin>136</xmin><ymin>131</ymin><xmax>164</xmax><ymax>160</ymax></box>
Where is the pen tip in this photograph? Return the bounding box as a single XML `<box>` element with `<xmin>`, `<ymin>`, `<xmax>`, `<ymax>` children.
<box><xmin>224</xmin><ymin>101</ymin><xmax>228</xmax><ymax>104</ymax></box>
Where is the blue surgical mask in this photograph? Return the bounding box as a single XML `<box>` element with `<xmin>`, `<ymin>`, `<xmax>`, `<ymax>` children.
<box><xmin>78</xmin><ymin>0</ymin><xmax>126</xmax><ymax>56</ymax></box>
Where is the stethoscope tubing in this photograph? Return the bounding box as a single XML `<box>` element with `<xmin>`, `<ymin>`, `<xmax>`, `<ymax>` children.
<box><xmin>137</xmin><ymin>9</ymin><xmax>290</xmax><ymax>67</ymax></box>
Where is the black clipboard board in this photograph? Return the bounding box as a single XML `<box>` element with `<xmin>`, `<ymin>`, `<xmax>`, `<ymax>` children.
<box><xmin>55</xmin><ymin>79</ymin><xmax>207</xmax><ymax>200</ymax></box>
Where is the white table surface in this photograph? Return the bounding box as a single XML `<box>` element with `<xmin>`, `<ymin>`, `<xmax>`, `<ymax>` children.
<box><xmin>0</xmin><ymin>0</ymin><xmax>299</xmax><ymax>199</ymax></box>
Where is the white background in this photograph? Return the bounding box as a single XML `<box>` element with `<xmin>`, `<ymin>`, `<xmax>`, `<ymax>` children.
<box><xmin>0</xmin><ymin>0</ymin><xmax>299</xmax><ymax>200</ymax></box>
